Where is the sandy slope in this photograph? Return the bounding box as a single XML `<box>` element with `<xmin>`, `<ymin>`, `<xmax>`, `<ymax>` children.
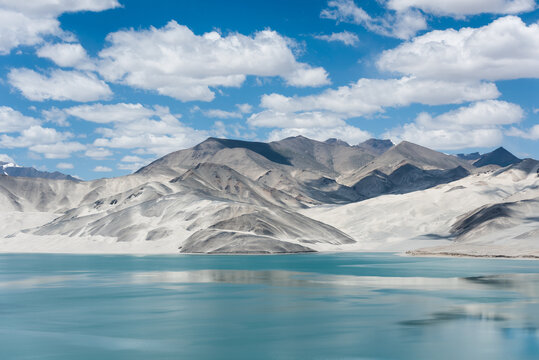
<box><xmin>302</xmin><ymin>165</ymin><xmax>539</xmax><ymax>256</ymax></box>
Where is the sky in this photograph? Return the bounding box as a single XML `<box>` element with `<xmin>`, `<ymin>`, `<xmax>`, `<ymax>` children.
<box><xmin>0</xmin><ymin>0</ymin><xmax>538</xmax><ymax>180</ymax></box>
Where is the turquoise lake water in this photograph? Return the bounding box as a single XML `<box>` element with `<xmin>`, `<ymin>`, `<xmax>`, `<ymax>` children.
<box><xmin>1</xmin><ymin>253</ymin><xmax>539</xmax><ymax>359</ymax></box>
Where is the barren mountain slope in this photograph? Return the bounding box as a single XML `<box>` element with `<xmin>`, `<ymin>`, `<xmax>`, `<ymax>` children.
<box><xmin>303</xmin><ymin>160</ymin><xmax>539</xmax><ymax>254</ymax></box>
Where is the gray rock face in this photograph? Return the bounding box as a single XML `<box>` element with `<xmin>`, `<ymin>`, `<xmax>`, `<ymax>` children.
<box><xmin>473</xmin><ymin>147</ymin><xmax>520</xmax><ymax>168</ymax></box>
<box><xmin>450</xmin><ymin>198</ymin><xmax>539</xmax><ymax>242</ymax></box>
<box><xmin>456</xmin><ymin>152</ymin><xmax>481</xmax><ymax>161</ymax></box>
<box><xmin>356</xmin><ymin>138</ymin><xmax>394</xmax><ymax>156</ymax></box>
<box><xmin>180</xmin><ymin>232</ymin><xmax>316</xmax><ymax>254</ymax></box>
<box><xmin>352</xmin><ymin>164</ymin><xmax>470</xmax><ymax>199</ymax></box>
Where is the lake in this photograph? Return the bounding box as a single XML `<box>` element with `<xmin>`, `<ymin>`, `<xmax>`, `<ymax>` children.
<box><xmin>1</xmin><ymin>253</ymin><xmax>539</xmax><ymax>359</ymax></box>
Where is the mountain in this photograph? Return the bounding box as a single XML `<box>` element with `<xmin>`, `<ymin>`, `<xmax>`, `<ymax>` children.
<box><xmin>0</xmin><ymin>136</ymin><xmax>537</xmax><ymax>257</ymax></box>
<box><xmin>1</xmin><ymin>161</ymin><xmax>77</xmax><ymax>181</ymax></box>
<box><xmin>356</xmin><ymin>138</ymin><xmax>394</xmax><ymax>156</ymax></box>
<box><xmin>473</xmin><ymin>147</ymin><xmax>520</xmax><ymax>168</ymax></box>
<box><xmin>339</xmin><ymin>141</ymin><xmax>473</xmax><ymax>199</ymax></box>
<box><xmin>137</xmin><ymin>136</ymin><xmax>374</xmax><ymax>204</ymax></box>
<box><xmin>304</xmin><ymin>159</ymin><xmax>539</xmax><ymax>256</ymax></box>
<box><xmin>456</xmin><ymin>152</ymin><xmax>481</xmax><ymax>161</ymax></box>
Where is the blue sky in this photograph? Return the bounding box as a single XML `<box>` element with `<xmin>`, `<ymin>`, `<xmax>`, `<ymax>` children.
<box><xmin>0</xmin><ymin>0</ymin><xmax>538</xmax><ymax>180</ymax></box>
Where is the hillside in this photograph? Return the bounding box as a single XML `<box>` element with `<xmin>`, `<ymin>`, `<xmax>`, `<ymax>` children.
<box><xmin>0</xmin><ymin>136</ymin><xmax>536</xmax><ymax>256</ymax></box>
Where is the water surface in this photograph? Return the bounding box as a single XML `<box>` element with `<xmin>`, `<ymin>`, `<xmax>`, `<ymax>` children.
<box><xmin>1</xmin><ymin>253</ymin><xmax>539</xmax><ymax>359</ymax></box>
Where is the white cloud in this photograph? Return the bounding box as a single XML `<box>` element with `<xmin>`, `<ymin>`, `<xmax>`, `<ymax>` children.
<box><xmin>66</xmin><ymin>103</ymin><xmax>156</xmax><ymax>123</ymax></box>
<box><xmin>0</xmin><ymin>10</ymin><xmax>59</xmax><ymax>55</ymax></box>
<box><xmin>268</xmin><ymin>125</ymin><xmax>371</xmax><ymax>145</ymax></box>
<box><xmin>321</xmin><ymin>0</ymin><xmax>427</xmax><ymax>39</ymax></box>
<box><xmin>203</xmin><ymin>109</ymin><xmax>242</xmax><ymax>119</ymax></box>
<box><xmin>386</xmin><ymin>125</ymin><xmax>504</xmax><ymax>150</ymax></box>
<box><xmin>387</xmin><ymin>0</ymin><xmax>536</xmax><ymax>17</ymax></box>
<box><xmin>384</xmin><ymin>100</ymin><xmax>524</xmax><ymax>150</ymax></box>
<box><xmin>67</xmin><ymin>103</ymin><xmax>208</xmax><ymax>156</ymax></box>
<box><xmin>314</xmin><ymin>31</ymin><xmax>359</xmax><ymax>46</ymax></box>
<box><xmin>8</xmin><ymin>68</ymin><xmax>112</xmax><ymax>102</ymax></box>
<box><xmin>507</xmin><ymin>125</ymin><xmax>539</xmax><ymax>140</ymax></box>
<box><xmin>0</xmin><ymin>106</ymin><xmax>41</xmax><ymax>132</ymax></box>
<box><xmin>0</xmin><ymin>153</ymin><xmax>14</xmax><ymax>163</ymax></box>
<box><xmin>121</xmin><ymin>155</ymin><xmax>145</xmax><ymax>162</ymax></box>
<box><xmin>97</xmin><ymin>21</ymin><xmax>329</xmax><ymax>102</ymax></box>
<box><xmin>0</xmin><ymin>0</ymin><xmax>120</xmax><ymax>14</ymax></box>
<box><xmin>260</xmin><ymin>77</ymin><xmax>499</xmax><ymax>118</ymax></box>
<box><xmin>430</xmin><ymin>100</ymin><xmax>524</xmax><ymax>126</ymax></box>
<box><xmin>0</xmin><ymin>124</ymin><xmax>86</xmax><ymax>158</ymax></box>
<box><xmin>117</xmin><ymin>162</ymin><xmax>146</xmax><ymax>172</ymax></box>
<box><xmin>248</xmin><ymin>110</ymin><xmax>345</xmax><ymax>128</ymax></box>
<box><xmin>378</xmin><ymin>16</ymin><xmax>539</xmax><ymax>82</ymax></box>
<box><xmin>42</xmin><ymin>107</ymin><xmax>69</xmax><ymax>126</ymax></box>
<box><xmin>236</xmin><ymin>103</ymin><xmax>253</xmax><ymax>114</ymax></box>
<box><xmin>0</xmin><ymin>0</ymin><xmax>120</xmax><ymax>55</ymax></box>
<box><xmin>247</xmin><ymin>109</ymin><xmax>371</xmax><ymax>146</ymax></box>
<box><xmin>56</xmin><ymin>162</ymin><xmax>73</xmax><ymax>169</ymax></box>
<box><xmin>93</xmin><ymin>165</ymin><xmax>112</xmax><ymax>172</ymax></box>
<box><xmin>37</xmin><ymin>42</ymin><xmax>94</xmax><ymax>69</ymax></box>
<box><xmin>84</xmin><ymin>147</ymin><xmax>113</xmax><ymax>159</ymax></box>
<box><xmin>118</xmin><ymin>155</ymin><xmax>151</xmax><ymax>172</ymax></box>
<box><xmin>0</xmin><ymin>125</ymin><xmax>69</xmax><ymax>147</ymax></box>
<box><xmin>30</xmin><ymin>142</ymin><xmax>86</xmax><ymax>159</ymax></box>
<box><xmin>211</xmin><ymin>121</ymin><xmax>257</xmax><ymax>140</ymax></box>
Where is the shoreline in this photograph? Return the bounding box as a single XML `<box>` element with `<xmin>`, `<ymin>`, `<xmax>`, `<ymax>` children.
<box><xmin>1</xmin><ymin>247</ymin><xmax>539</xmax><ymax>260</ymax></box>
<box><xmin>406</xmin><ymin>251</ymin><xmax>539</xmax><ymax>260</ymax></box>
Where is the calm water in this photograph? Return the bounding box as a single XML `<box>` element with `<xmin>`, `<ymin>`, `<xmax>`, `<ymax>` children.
<box><xmin>1</xmin><ymin>253</ymin><xmax>539</xmax><ymax>359</ymax></box>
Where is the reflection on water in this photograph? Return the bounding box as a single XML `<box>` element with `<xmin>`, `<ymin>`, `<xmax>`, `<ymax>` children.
<box><xmin>400</xmin><ymin>308</ymin><xmax>507</xmax><ymax>326</ymax></box>
<box><xmin>1</xmin><ymin>253</ymin><xmax>539</xmax><ymax>360</ymax></box>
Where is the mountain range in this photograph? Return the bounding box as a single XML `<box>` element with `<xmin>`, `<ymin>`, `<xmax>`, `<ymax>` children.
<box><xmin>0</xmin><ymin>136</ymin><xmax>537</xmax><ymax>257</ymax></box>
<box><xmin>1</xmin><ymin>161</ymin><xmax>77</xmax><ymax>180</ymax></box>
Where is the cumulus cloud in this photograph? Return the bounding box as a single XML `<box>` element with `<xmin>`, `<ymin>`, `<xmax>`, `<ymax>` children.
<box><xmin>386</xmin><ymin>0</ymin><xmax>536</xmax><ymax>17</ymax></box>
<box><xmin>314</xmin><ymin>31</ymin><xmax>359</xmax><ymax>46</ymax></box>
<box><xmin>268</xmin><ymin>125</ymin><xmax>371</xmax><ymax>145</ymax></box>
<box><xmin>321</xmin><ymin>0</ymin><xmax>427</xmax><ymax>39</ymax></box>
<box><xmin>507</xmin><ymin>125</ymin><xmax>539</xmax><ymax>140</ymax></box>
<box><xmin>378</xmin><ymin>16</ymin><xmax>539</xmax><ymax>81</ymax></box>
<box><xmin>0</xmin><ymin>0</ymin><xmax>120</xmax><ymax>54</ymax></box>
<box><xmin>260</xmin><ymin>77</ymin><xmax>499</xmax><ymax>118</ymax></box>
<box><xmin>93</xmin><ymin>165</ymin><xmax>112</xmax><ymax>172</ymax></box>
<box><xmin>97</xmin><ymin>21</ymin><xmax>329</xmax><ymax>102</ymax></box>
<box><xmin>8</xmin><ymin>68</ymin><xmax>112</xmax><ymax>101</ymax></box>
<box><xmin>42</xmin><ymin>107</ymin><xmax>69</xmax><ymax>126</ymax></box>
<box><xmin>384</xmin><ymin>100</ymin><xmax>524</xmax><ymax>150</ymax></box>
<box><xmin>0</xmin><ymin>153</ymin><xmax>14</xmax><ymax>163</ymax></box>
<box><xmin>0</xmin><ymin>106</ymin><xmax>41</xmax><ymax>132</ymax></box>
<box><xmin>84</xmin><ymin>147</ymin><xmax>113</xmax><ymax>159</ymax></box>
<box><xmin>247</xmin><ymin>109</ymin><xmax>371</xmax><ymax>146</ymax></box>
<box><xmin>118</xmin><ymin>155</ymin><xmax>151</xmax><ymax>172</ymax></box>
<box><xmin>0</xmin><ymin>125</ymin><xmax>69</xmax><ymax>147</ymax></box>
<box><xmin>248</xmin><ymin>110</ymin><xmax>345</xmax><ymax>128</ymax></box>
<box><xmin>37</xmin><ymin>42</ymin><xmax>94</xmax><ymax>69</ymax></box>
<box><xmin>0</xmin><ymin>124</ymin><xmax>86</xmax><ymax>158</ymax></box>
<box><xmin>66</xmin><ymin>103</ymin><xmax>208</xmax><ymax>156</ymax></box>
<box><xmin>121</xmin><ymin>155</ymin><xmax>145</xmax><ymax>163</ymax></box>
<box><xmin>117</xmin><ymin>162</ymin><xmax>146</xmax><ymax>172</ymax></box>
<box><xmin>203</xmin><ymin>109</ymin><xmax>243</xmax><ymax>119</ymax></box>
<box><xmin>66</xmin><ymin>103</ymin><xmax>156</xmax><ymax>123</ymax></box>
<box><xmin>236</xmin><ymin>103</ymin><xmax>253</xmax><ymax>114</ymax></box>
<box><xmin>56</xmin><ymin>162</ymin><xmax>73</xmax><ymax>169</ymax></box>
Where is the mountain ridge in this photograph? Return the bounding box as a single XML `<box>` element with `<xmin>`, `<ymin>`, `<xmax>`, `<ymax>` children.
<box><xmin>0</xmin><ymin>136</ymin><xmax>536</xmax><ymax>256</ymax></box>
<box><xmin>1</xmin><ymin>161</ymin><xmax>77</xmax><ymax>181</ymax></box>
